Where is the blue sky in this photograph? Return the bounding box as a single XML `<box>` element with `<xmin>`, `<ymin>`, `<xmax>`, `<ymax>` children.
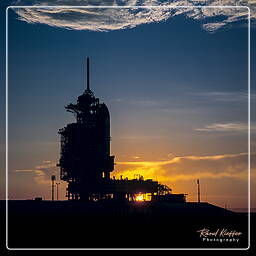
<box><xmin>0</xmin><ymin>2</ymin><xmax>255</xmax><ymax>208</ymax></box>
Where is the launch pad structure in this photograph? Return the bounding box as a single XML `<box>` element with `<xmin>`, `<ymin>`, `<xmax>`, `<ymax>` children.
<box><xmin>58</xmin><ymin>58</ymin><xmax>186</xmax><ymax>203</ymax></box>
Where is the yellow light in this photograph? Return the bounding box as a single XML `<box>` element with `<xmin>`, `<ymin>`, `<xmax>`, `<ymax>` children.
<box><xmin>135</xmin><ymin>194</ymin><xmax>144</xmax><ymax>202</ymax></box>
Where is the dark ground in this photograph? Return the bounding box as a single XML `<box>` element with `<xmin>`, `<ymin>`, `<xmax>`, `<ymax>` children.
<box><xmin>0</xmin><ymin>200</ymin><xmax>255</xmax><ymax>255</ymax></box>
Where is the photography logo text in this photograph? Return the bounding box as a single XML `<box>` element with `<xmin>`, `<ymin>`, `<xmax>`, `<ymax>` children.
<box><xmin>197</xmin><ymin>228</ymin><xmax>242</xmax><ymax>243</ymax></box>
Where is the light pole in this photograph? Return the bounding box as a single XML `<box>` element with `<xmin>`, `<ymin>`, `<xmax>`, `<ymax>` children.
<box><xmin>51</xmin><ymin>175</ymin><xmax>56</xmax><ymax>201</ymax></box>
<box><xmin>197</xmin><ymin>179</ymin><xmax>201</xmax><ymax>203</ymax></box>
<box><xmin>56</xmin><ymin>182</ymin><xmax>61</xmax><ymax>201</ymax></box>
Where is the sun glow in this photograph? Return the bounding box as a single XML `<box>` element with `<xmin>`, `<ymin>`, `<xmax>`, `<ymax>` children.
<box><xmin>135</xmin><ymin>194</ymin><xmax>144</xmax><ymax>202</ymax></box>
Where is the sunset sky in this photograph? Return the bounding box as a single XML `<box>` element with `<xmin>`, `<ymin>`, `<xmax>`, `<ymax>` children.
<box><xmin>0</xmin><ymin>1</ymin><xmax>255</xmax><ymax>210</ymax></box>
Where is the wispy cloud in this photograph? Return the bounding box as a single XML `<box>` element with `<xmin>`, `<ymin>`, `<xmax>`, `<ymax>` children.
<box><xmin>15</xmin><ymin>169</ymin><xmax>49</xmax><ymax>184</ymax></box>
<box><xmin>195</xmin><ymin>122</ymin><xmax>254</xmax><ymax>132</ymax></box>
<box><xmin>190</xmin><ymin>91</ymin><xmax>254</xmax><ymax>102</ymax></box>
<box><xmin>114</xmin><ymin>152</ymin><xmax>254</xmax><ymax>182</ymax></box>
<box><xmin>15</xmin><ymin>160</ymin><xmax>58</xmax><ymax>184</ymax></box>
<box><xmin>117</xmin><ymin>134</ymin><xmax>166</xmax><ymax>140</ymax></box>
<box><xmin>11</xmin><ymin>0</ymin><xmax>254</xmax><ymax>32</ymax></box>
<box><xmin>15</xmin><ymin>169</ymin><xmax>47</xmax><ymax>175</ymax></box>
<box><xmin>112</xmin><ymin>98</ymin><xmax>163</xmax><ymax>107</ymax></box>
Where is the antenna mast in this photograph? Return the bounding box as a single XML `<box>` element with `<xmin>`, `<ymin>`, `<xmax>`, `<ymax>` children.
<box><xmin>87</xmin><ymin>57</ymin><xmax>90</xmax><ymax>91</ymax></box>
<box><xmin>197</xmin><ymin>179</ymin><xmax>201</xmax><ymax>203</ymax></box>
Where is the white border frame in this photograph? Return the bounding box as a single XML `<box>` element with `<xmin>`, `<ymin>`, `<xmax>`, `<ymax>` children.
<box><xmin>5</xmin><ymin>5</ymin><xmax>251</xmax><ymax>251</ymax></box>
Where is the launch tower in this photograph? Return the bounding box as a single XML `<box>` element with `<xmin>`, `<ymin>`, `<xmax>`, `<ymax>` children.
<box><xmin>59</xmin><ymin>58</ymin><xmax>114</xmax><ymax>200</ymax></box>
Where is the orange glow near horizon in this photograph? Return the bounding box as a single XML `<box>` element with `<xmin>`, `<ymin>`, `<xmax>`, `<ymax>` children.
<box><xmin>10</xmin><ymin>152</ymin><xmax>252</xmax><ymax>208</ymax></box>
<box><xmin>108</xmin><ymin>152</ymin><xmax>252</xmax><ymax>208</ymax></box>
